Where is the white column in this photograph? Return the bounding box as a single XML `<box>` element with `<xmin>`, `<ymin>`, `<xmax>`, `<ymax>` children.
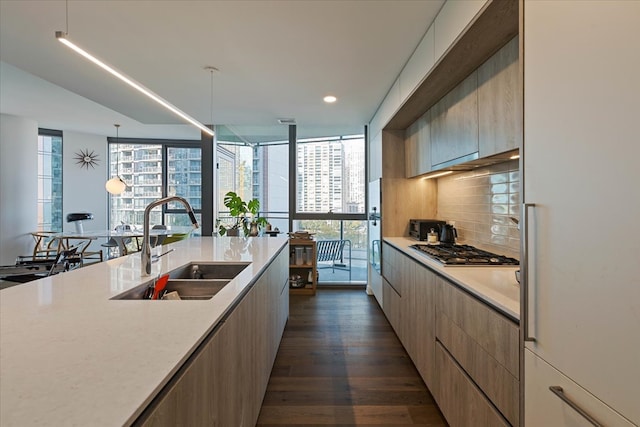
<box><xmin>0</xmin><ymin>114</ymin><xmax>38</xmax><ymax>265</ymax></box>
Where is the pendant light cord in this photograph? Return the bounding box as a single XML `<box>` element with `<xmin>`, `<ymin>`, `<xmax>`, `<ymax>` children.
<box><xmin>65</xmin><ymin>0</ymin><xmax>69</xmax><ymax>34</ymax></box>
<box><xmin>210</xmin><ymin>69</ymin><xmax>214</xmax><ymax>127</ymax></box>
<box><xmin>114</xmin><ymin>124</ymin><xmax>120</xmax><ymax>177</ymax></box>
<box><xmin>204</xmin><ymin>66</ymin><xmax>218</xmax><ymax>131</ymax></box>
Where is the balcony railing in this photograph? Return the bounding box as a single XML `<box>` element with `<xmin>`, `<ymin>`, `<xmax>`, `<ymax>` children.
<box><xmin>215</xmin><ymin>212</ymin><xmax>367</xmax><ymax>284</ymax></box>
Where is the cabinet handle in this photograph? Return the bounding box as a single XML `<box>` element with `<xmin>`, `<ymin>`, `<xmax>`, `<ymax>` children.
<box><xmin>522</xmin><ymin>203</ymin><xmax>536</xmax><ymax>342</ymax></box>
<box><xmin>549</xmin><ymin>386</ymin><xmax>603</xmax><ymax>427</ymax></box>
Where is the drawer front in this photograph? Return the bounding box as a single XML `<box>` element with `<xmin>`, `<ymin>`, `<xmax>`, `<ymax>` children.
<box><xmin>435</xmin><ymin>342</ymin><xmax>509</xmax><ymax>427</ymax></box>
<box><xmin>436</xmin><ymin>277</ymin><xmax>519</xmax><ymax>377</ymax></box>
<box><xmin>438</xmin><ymin>307</ymin><xmax>519</xmax><ymax>426</ymax></box>
<box><xmin>382</xmin><ymin>278</ymin><xmax>402</xmax><ymax>336</ymax></box>
<box><xmin>525</xmin><ymin>349</ymin><xmax>635</xmax><ymax>427</ymax></box>
<box><xmin>381</xmin><ymin>242</ymin><xmax>402</xmax><ymax>294</ymax></box>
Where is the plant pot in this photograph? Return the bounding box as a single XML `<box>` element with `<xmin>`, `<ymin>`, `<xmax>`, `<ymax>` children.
<box><xmin>226</xmin><ymin>228</ymin><xmax>240</xmax><ymax>237</ymax></box>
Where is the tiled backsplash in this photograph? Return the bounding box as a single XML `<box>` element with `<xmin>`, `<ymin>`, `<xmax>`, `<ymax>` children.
<box><xmin>436</xmin><ymin>159</ymin><xmax>520</xmax><ymax>259</ymax></box>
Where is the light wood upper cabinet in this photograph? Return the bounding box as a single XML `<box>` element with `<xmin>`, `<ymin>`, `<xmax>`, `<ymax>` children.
<box><xmin>402</xmin><ymin>37</ymin><xmax>521</xmax><ymax>178</ymax></box>
<box><xmin>404</xmin><ymin>110</ymin><xmax>431</xmax><ymax>178</ymax></box>
<box><xmin>478</xmin><ymin>36</ymin><xmax>521</xmax><ymax>157</ymax></box>
<box><xmin>404</xmin><ymin>121</ymin><xmax>420</xmax><ymax>178</ymax></box>
<box><xmin>430</xmin><ymin>71</ymin><xmax>479</xmax><ymax>167</ymax></box>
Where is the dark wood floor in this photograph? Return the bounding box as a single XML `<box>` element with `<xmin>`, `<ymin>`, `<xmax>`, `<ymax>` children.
<box><xmin>257</xmin><ymin>288</ymin><xmax>447</xmax><ymax>426</ymax></box>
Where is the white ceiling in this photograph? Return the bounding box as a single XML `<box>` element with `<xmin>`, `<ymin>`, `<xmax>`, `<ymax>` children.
<box><xmin>0</xmin><ymin>0</ymin><xmax>444</xmax><ymax>141</ymax></box>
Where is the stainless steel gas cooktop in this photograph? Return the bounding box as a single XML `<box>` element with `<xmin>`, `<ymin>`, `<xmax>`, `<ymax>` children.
<box><xmin>410</xmin><ymin>244</ymin><xmax>519</xmax><ymax>266</ymax></box>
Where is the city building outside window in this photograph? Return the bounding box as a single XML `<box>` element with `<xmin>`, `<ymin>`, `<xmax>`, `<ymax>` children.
<box><xmin>37</xmin><ymin>129</ymin><xmax>63</xmax><ymax>231</ymax></box>
<box><xmin>107</xmin><ymin>141</ymin><xmax>202</xmax><ymax>233</ymax></box>
<box><xmin>215</xmin><ymin>127</ymin><xmax>366</xmax><ymax>284</ymax></box>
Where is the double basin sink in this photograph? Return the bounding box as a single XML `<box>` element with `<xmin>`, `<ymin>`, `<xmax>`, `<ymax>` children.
<box><xmin>112</xmin><ymin>262</ymin><xmax>250</xmax><ymax>301</ymax></box>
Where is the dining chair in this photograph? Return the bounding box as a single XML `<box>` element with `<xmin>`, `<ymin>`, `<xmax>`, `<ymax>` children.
<box><xmin>61</xmin><ymin>237</ymin><xmax>103</xmax><ymax>266</ymax></box>
<box><xmin>29</xmin><ymin>231</ymin><xmax>62</xmax><ymax>261</ymax></box>
<box><xmin>14</xmin><ymin>231</ymin><xmax>62</xmax><ymax>268</ymax></box>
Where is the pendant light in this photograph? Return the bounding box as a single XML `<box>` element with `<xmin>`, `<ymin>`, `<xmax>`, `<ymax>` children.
<box><xmin>105</xmin><ymin>124</ymin><xmax>127</xmax><ymax>195</ymax></box>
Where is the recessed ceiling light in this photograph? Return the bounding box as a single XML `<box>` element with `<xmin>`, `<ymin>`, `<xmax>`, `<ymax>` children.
<box><xmin>323</xmin><ymin>95</ymin><xmax>337</xmax><ymax>103</ymax></box>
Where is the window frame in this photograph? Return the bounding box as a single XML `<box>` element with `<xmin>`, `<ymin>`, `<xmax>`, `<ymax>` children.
<box><xmin>37</xmin><ymin>128</ymin><xmax>64</xmax><ymax>232</ymax></box>
<box><xmin>106</xmin><ymin>137</ymin><xmax>202</xmax><ymax>228</ymax></box>
<box><xmin>289</xmin><ymin>126</ymin><xmax>367</xmax><ymax>224</ymax></box>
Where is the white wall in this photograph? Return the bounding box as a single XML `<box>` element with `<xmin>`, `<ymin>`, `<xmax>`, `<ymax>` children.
<box><xmin>62</xmin><ymin>130</ymin><xmax>108</xmax><ymax>252</ymax></box>
<box><xmin>0</xmin><ymin>116</ymin><xmax>109</xmax><ymax>264</ymax></box>
<box><xmin>0</xmin><ymin>114</ymin><xmax>38</xmax><ymax>264</ymax></box>
<box><xmin>62</xmin><ymin>130</ymin><xmax>108</xmax><ymax>231</ymax></box>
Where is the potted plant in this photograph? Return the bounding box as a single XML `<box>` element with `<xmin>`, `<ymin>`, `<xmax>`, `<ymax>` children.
<box><xmin>217</xmin><ymin>191</ymin><xmax>268</xmax><ymax>236</ymax></box>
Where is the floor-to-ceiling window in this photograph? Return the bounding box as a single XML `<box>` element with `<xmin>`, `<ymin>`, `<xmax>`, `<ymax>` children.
<box><xmin>293</xmin><ymin>132</ymin><xmax>367</xmax><ymax>284</ymax></box>
<box><xmin>215</xmin><ymin>126</ymin><xmax>367</xmax><ymax>284</ymax></box>
<box><xmin>216</xmin><ymin>126</ymin><xmax>289</xmax><ymax>234</ymax></box>
<box><xmin>37</xmin><ymin>129</ymin><xmax>63</xmax><ymax>231</ymax></box>
<box><xmin>107</xmin><ymin>139</ymin><xmax>201</xmax><ymax>233</ymax></box>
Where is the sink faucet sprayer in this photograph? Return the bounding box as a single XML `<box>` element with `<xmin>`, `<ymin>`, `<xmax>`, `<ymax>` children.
<box><xmin>142</xmin><ymin>196</ymin><xmax>199</xmax><ymax>276</ymax></box>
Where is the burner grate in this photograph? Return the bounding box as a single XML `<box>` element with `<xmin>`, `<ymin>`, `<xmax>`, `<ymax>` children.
<box><xmin>410</xmin><ymin>244</ymin><xmax>519</xmax><ymax>266</ymax></box>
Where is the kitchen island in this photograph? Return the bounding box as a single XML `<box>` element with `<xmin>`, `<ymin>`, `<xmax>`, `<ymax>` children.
<box><xmin>0</xmin><ymin>236</ymin><xmax>289</xmax><ymax>426</ymax></box>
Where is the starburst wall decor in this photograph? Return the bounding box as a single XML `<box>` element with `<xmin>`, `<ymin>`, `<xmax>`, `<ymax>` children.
<box><xmin>74</xmin><ymin>148</ymin><xmax>100</xmax><ymax>169</ymax></box>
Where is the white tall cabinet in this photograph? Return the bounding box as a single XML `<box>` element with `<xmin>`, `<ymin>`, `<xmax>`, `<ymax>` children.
<box><xmin>522</xmin><ymin>1</ymin><xmax>640</xmax><ymax>426</ymax></box>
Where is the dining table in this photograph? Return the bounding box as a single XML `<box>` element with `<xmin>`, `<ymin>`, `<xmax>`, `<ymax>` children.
<box><xmin>52</xmin><ymin>226</ymin><xmax>194</xmax><ymax>258</ymax></box>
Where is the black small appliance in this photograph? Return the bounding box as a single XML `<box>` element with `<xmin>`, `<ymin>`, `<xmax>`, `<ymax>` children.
<box><xmin>439</xmin><ymin>224</ymin><xmax>457</xmax><ymax>244</ymax></box>
<box><xmin>409</xmin><ymin>219</ymin><xmax>446</xmax><ymax>241</ymax></box>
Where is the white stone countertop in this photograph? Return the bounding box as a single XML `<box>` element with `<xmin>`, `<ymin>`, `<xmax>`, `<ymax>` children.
<box><xmin>384</xmin><ymin>237</ymin><xmax>520</xmax><ymax>321</ymax></box>
<box><xmin>0</xmin><ymin>236</ymin><xmax>288</xmax><ymax>427</ymax></box>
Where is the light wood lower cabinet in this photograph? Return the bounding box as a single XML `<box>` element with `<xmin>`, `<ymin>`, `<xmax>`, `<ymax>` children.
<box><xmin>436</xmin><ymin>276</ymin><xmax>519</xmax><ymax>426</ymax></box>
<box><xmin>382</xmin><ymin>277</ymin><xmax>401</xmax><ymax>338</ymax></box>
<box><xmin>398</xmin><ymin>250</ymin><xmax>437</xmax><ymax>387</ymax></box>
<box><xmin>382</xmin><ymin>242</ymin><xmax>437</xmax><ymax>390</ymax></box>
<box><xmin>436</xmin><ymin>342</ymin><xmax>509</xmax><ymax>427</ymax></box>
<box><xmin>135</xmin><ymin>248</ymin><xmax>288</xmax><ymax>427</ymax></box>
<box><xmin>381</xmin><ymin>243</ymin><xmax>520</xmax><ymax>427</ymax></box>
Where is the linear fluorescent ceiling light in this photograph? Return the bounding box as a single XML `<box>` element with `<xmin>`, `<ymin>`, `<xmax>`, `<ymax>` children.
<box><xmin>55</xmin><ymin>31</ymin><xmax>214</xmax><ymax>136</ymax></box>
